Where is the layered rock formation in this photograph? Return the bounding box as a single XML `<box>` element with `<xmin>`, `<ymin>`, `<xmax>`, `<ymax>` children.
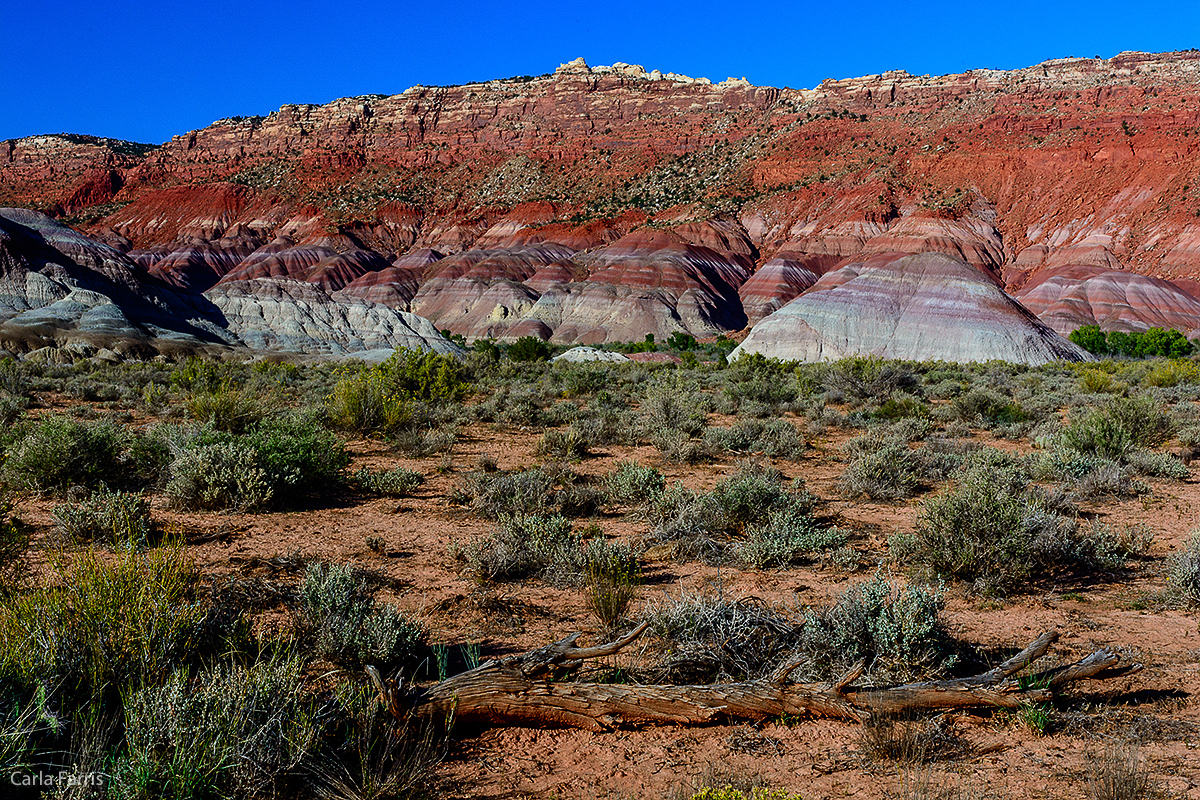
<box><xmin>731</xmin><ymin>253</ymin><xmax>1091</xmax><ymax>365</ymax></box>
<box><xmin>0</xmin><ymin>208</ymin><xmax>462</xmax><ymax>358</ymax></box>
<box><xmin>1015</xmin><ymin>266</ymin><xmax>1200</xmax><ymax>337</ymax></box>
<box><xmin>6</xmin><ymin>52</ymin><xmax>1200</xmax><ymax>354</ymax></box>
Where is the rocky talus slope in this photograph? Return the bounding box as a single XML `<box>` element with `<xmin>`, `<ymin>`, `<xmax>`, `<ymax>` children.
<box><xmin>4</xmin><ymin>52</ymin><xmax>1200</xmax><ymax>358</ymax></box>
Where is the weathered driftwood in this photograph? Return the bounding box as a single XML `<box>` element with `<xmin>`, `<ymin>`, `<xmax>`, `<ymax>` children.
<box><xmin>367</xmin><ymin>625</ymin><xmax>1141</xmax><ymax>732</ymax></box>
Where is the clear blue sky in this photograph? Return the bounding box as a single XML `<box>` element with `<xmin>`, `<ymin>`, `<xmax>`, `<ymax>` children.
<box><xmin>4</xmin><ymin>0</ymin><xmax>1198</xmax><ymax>144</ymax></box>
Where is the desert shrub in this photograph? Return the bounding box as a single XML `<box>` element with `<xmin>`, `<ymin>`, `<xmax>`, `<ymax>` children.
<box><xmin>572</xmin><ymin>407</ymin><xmax>639</xmax><ymax>446</ymax></box>
<box><xmin>52</xmin><ymin>489</ymin><xmax>153</xmax><ymax>547</ymax></box>
<box><xmin>721</xmin><ymin>353</ymin><xmax>800</xmax><ymax>410</ymax></box>
<box><xmin>295</xmin><ymin>561</ymin><xmax>427</xmax><ymax>672</ymax></box>
<box><xmin>349</xmin><ymin>466</ymin><xmax>424</xmax><ymax>497</ymax></box>
<box><xmin>736</xmin><ymin>507</ymin><xmax>847</xmax><ymax>568</ymax></box>
<box><xmin>1167</xmin><ymin>533</ymin><xmax>1200</xmax><ymax>607</ymax></box>
<box><xmin>605</xmin><ymin>461</ymin><xmax>665</xmax><ymax>507</ymax></box>
<box><xmin>117</xmin><ymin>655</ymin><xmax>320</xmax><ymax>800</ymax></box>
<box><xmin>380</xmin><ymin>348</ymin><xmax>469</xmax><ymax>403</ymax></box>
<box><xmin>703</xmin><ymin>419</ymin><xmax>805</xmax><ymax>458</ymax></box>
<box><xmin>186</xmin><ymin>380</ymin><xmax>272</xmax><ymax>433</ymax></box>
<box><xmin>2</xmin><ymin>415</ymin><xmax>130</xmax><ymax>494</ymax></box>
<box><xmin>824</xmin><ymin>356</ymin><xmax>918</xmax><ymax>401</ymax></box>
<box><xmin>651</xmin><ymin>427</ymin><xmax>711</xmax><ymax>464</ymax></box>
<box><xmin>0</xmin><ymin>541</ymin><xmax>209</xmax><ymax>708</ymax></box>
<box><xmin>535</xmin><ymin>427</ymin><xmax>590</xmax><ymax>460</ymax></box>
<box><xmin>644</xmin><ymin>591</ymin><xmax>803</xmax><ymax>682</ymax></box>
<box><xmin>951</xmin><ymin>387</ymin><xmax>1027</xmax><ymax>425</ymax></box>
<box><xmin>1085</xmin><ymin>742</ymin><xmax>1151</xmax><ymax>800</ymax></box>
<box><xmin>902</xmin><ymin>456</ymin><xmax>1125</xmax><ymax>595</ymax></box>
<box><xmin>1071</xmin><ymin>462</ymin><xmax>1148</xmax><ymax>500</ymax></box>
<box><xmin>873</xmin><ymin>394</ymin><xmax>930</xmax><ymax>421</ymax></box>
<box><xmin>1077</xmin><ymin>367</ymin><xmax>1124</xmax><ymax>394</ymax></box>
<box><xmin>459</xmin><ymin>467</ymin><xmax>566</xmax><ymax>517</ymax></box>
<box><xmin>1145</xmin><ymin>359</ymin><xmax>1200</xmax><ymax>387</ymax></box>
<box><xmin>799</xmin><ymin>574</ymin><xmax>956</xmax><ymax>682</ymax></box>
<box><xmin>326</xmin><ymin>368</ymin><xmax>411</xmax><ymax>437</ymax></box>
<box><xmin>1122</xmin><ymin>448</ymin><xmax>1190</xmax><ymax>479</ymax></box>
<box><xmin>1059</xmin><ymin>395</ymin><xmax>1174</xmax><ymax>464</ymax></box>
<box><xmin>242</xmin><ymin>415</ymin><xmax>350</xmax><ymax>505</ymax></box>
<box><xmin>650</xmin><ymin>465</ymin><xmax>821</xmax><ymax>564</ymax></box>
<box><xmin>640</xmin><ymin>372</ymin><xmax>706</xmax><ymax>438</ymax></box>
<box><xmin>585</xmin><ymin>547</ymin><xmax>642</xmax><ymax>631</ymax></box>
<box><xmin>391</xmin><ymin>424</ymin><xmax>458</xmax><ymax>456</ymax></box>
<box><xmin>311</xmin><ymin>685</ymin><xmax>446</xmax><ymax>800</ymax></box>
<box><xmin>461</xmin><ymin>515</ymin><xmax>638</xmax><ymax>588</ymax></box>
<box><xmin>165</xmin><ymin>440</ymin><xmax>273</xmax><ymax>511</ymax></box>
<box><xmin>507</xmin><ymin>336</ymin><xmax>551</xmax><ymax>362</ymax></box>
<box><xmin>839</xmin><ymin>438</ymin><xmax>922</xmax><ymax>501</ymax></box>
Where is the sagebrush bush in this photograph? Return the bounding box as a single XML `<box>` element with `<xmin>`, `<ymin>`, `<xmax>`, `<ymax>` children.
<box><xmin>823</xmin><ymin>356</ymin><xmax>918</xmax><ymax>401</ymax></box>
<box><xmin>2</xmin><ymin>415</ymin><xmax>131</xmax><ymax>493</ymax></box>
<box><xmin>118</xmin><ymin>655</ymin><xmax>320</xmax><ymax>800</ymax></box>
<box><xmin>535</xmin><ymin>427</ymin><xmax>590</xmax><ymax>460</ymax></box>
<box><xmin>295</xmin><ymin>561</ymin><xmax>427</xmax><ymax>672</ymax></box>
<box><xmin>904</xmin><ymin>454</ymin><xmax>1125</xmax><ymax>594</ymax></box>
<box><xmin>165</xmin><ymin>441</ymin><xmax>273</xmax><ymax>511</ymax></box>
<box><xmin>951</xmin><ymin>387</ymin><xmax>1027</xmax><ymax>425</ymax></box>
<box><xmin>458</xmin><ymin>466</ymin><xmax>601</xmax><ymax>519</ymax></box>
<box><xmin>350</xmin><ymin>466</ymin><xmax>424</xmax><ymax>497</ymax></box>
<box><xmin>839</xmin><ymin>438</ymin><xmax>921</xmax><ymax>501</ymax></box>
<box><xmin>736</xmin><ymin>507</ymin><xmax>847</xmax><ymax>569</ymax></box>
<box><xmin>605</xmin><ymin>461</ymin><xmax>665</xmax><ymax>507</ymax></box>
<box><xmin>644</xmin><ymin>591</ymin><xmax>803</xmax><ymax>682</ymax></box>
<box><xmin>461</xmin><ymin>515</ymin><xmax>639</xmax><ymax>588</ymax></box>
<box><xmin>703</xmin><ymin>419</ymin><xmax>805</xmax><ymax>458</ymax></box>
<box><xmin>391</xmin><ymin>425</ymin><xmax>458</xmax><ymax>457</ymax></box>
<box><xmin>52</xmin><ymin>488</ymin><xmax>153</xmax><ymax>547</ymax></box>
<box><xmin>1168</xmin><ymin>533</ymin><xmax>1200</xmax><ymax>607</ymax></box>
<box><xmin>799</xmin><ymin>574</ymin><xmax>956</xmax><ymax>682</ymax></box>
<box><xmin>649</xmin><ymin>463</ymin><xmax>823</xmax><ymax>564</ymax></box>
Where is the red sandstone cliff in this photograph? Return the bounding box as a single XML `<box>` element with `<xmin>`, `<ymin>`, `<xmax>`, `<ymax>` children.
<box><xmin>5</xmin><ymin>52</ymin><xmax>1200</xmax><ymax>343</ymax></box>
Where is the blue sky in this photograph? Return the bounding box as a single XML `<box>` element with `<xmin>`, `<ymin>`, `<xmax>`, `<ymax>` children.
<box><xmin>3</xmin><ymin>0</ymin><xmax>1198</xmax><ymax>144</ymax></box>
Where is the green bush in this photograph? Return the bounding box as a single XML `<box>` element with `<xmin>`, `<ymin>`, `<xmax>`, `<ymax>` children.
<box><xmin>951</xmin><ymin>387</ymin><xmax>1027</xmax><ymax>425</ymax></box>
<box><xmin>165</xmin><ymin>440</ymin><xmax>274</xmax><ymax>511</ymax></box>
<box><xmin>507</xmin><ymin>336</ymin><xmax>551</xmax><ymax>362</ymax></box>
<box><xmin>2</xmin><ymin>415</ymin><xmax>131</xmax><ymax>494</ymax></box>
<box><xmin>799</xmin><ymin>573</ymin><xmax>956</xmax><ymax>682</ymax></box>
<box><xmin>605</xmin><ymin>461</ymin><xmax>665</xmax><ymax>507</ymax></box>
<box><xmin>295</xmin><ymin>561</ymin><xmax>427</xmax><ymax>672</ymax></box>
<box><xmin>349</xmin><ymin>466</ymin><xmax>424</xmax><ymax>497</ymax></box>
<box><xmin>186</xmin><ymin>380</ymin><xmax>272</xmax><ymax>433</ymax></box>
<box><xmin>326</xmin><ymin>369</ymin><xmax>411</xmax><ymax>438</ymax></box>
<box><xmin>535</xmin><ymin>427</ymin><xmax>591</xmax><ymax>460</ymax></box>
<box><xmin>243</xmin><ymin>415</ymin><xmax>350</xmax><ymax>505</ymax></box>
<box><xmin>52</xmin><ymin>489</ymin><xmax>153</xmax><ymax>547</ymax></box>
<box><xmin>0</xmin><ymin>541</ymin><xmax>208</xmax><ymax>708</ymax></box>
<box><xmin>118</xmin><ymin>655</ymin><xmax>320</xmax><ymax>800</ymax></box>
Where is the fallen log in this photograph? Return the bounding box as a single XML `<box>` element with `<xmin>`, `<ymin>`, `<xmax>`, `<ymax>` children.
<box><xmin>367</xmin><ymin>625</ymin><xmax>1142</xmax><ymax>731</ymax></box>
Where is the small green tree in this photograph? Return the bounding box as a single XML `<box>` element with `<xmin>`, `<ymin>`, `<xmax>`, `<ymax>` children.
<box><xmin>507</xmin><ymin>336</ymin><xmax>551</xmax><ymax>362</ymax></box>
<box><xmin>1069</xmin><ymin>325</ymin><xmax>1108</xmax><ymax>355</ymax></box>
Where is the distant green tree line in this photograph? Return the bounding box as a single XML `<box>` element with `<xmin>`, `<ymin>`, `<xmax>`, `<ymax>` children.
<box><xmin>1069</xmin><ymin>325</ymin><xmax>1195</xmax><ymax>358</ymax></box>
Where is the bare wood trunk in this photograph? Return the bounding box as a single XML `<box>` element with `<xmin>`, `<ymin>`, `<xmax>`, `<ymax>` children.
<box><xmin>367</xmin><ymin>626</ymin><xmax>1141</xmax><ymax>732</ymax></box>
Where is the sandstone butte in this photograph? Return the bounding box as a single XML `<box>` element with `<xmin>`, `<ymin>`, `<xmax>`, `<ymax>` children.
<box><xmin>4</xmin><ymin>52</ymin><xmax>1200</xmax><ymax>361</ymax></box>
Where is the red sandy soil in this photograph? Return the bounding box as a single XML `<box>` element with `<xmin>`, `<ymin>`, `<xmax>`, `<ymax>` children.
<box><xmin>15</xmin><ymin>400</ymin><xmax>1200</xmax><ymax>799</ymax></box>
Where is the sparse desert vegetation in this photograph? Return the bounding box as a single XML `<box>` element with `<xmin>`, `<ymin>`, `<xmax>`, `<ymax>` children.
<box><xmin>0</xmin><ymin>346</ymin><xmax>1198</xmax><ymax>799</ymax></box>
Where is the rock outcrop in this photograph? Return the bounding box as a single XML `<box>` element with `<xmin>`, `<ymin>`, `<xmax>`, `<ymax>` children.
<box><xmin>1015</xmin><ymin>266</ymin><xmax>1200</xmax><ymax>337</ymax></box>
<box><xmin>6</xmin><ymin>52</ymin><xmax>1200</xmax><ymax>350</ymax></box>
<box><xmin>731</xmin><ymin>253</ymin><xmax>1091</xmax><ymax>365</ymax></box>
